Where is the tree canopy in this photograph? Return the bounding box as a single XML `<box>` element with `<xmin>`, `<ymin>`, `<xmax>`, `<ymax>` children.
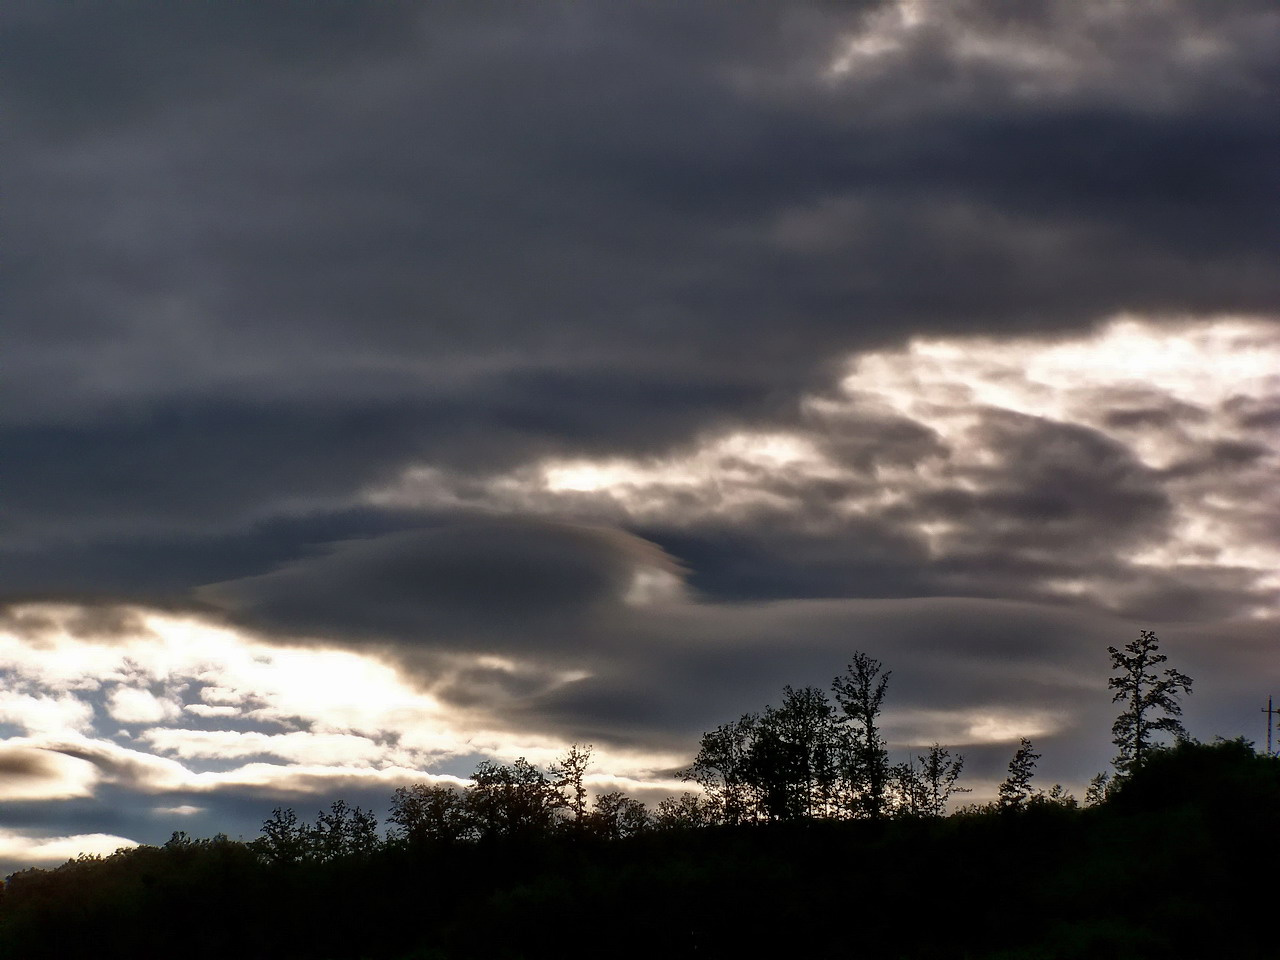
<box><xmin>1108</xmin><ymin>630</ymin><xmax>1194</xmax><ymax>777</ymax></box>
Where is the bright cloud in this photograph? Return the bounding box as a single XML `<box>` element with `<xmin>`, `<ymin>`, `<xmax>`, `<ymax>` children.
<box><xmin>0</xmin><ymin>690</ymin><xmax>95</xmax><ymax>738</ymax></box>
<box><xmin>826</xmin><ymin>0</ymin><xmax>1245</xmax><ymax>108</ymax></box>
<box><xmin>139</xmin><ymin>729</ymin><xmax>387</xmax><ymax>765</ymax></box>
<box><xmin>365</xmin><ymin>315</ymin><xmax>1280</xmax><ymax>619</ymax></box>
<box><xmin>0</xmin><ymin>829</ymin><xmax>138</xmax><ymax>866</ymax></box>
<box><xmin>153</xmin><ymin>805</ymin><xmax>204</xmax><ymax>817</ymax></box>
<box><xmin>839</xmin><ymin>316</ymin><xmax>1280</xmax><ymax>613</ymax></box>
<box><xmin>106</xmin><ymin>687</ymin><xmax>182</xmax><ymax>725</ymax></box>
<box><xmin>884</xmin><ymin>708</ymin><xmax>1068</xmax><ymax>748</ymax></box>
<box><xmin>0</xmin><ymin>605</ymin><xmax>692</xmax><ymax>810</ymax></box>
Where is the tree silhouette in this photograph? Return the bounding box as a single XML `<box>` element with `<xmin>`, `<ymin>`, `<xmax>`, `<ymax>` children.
<box><xmin>312</xmin><ymin>799</ymin><xmax>379</xmax><ymax>861</ymax></box>
<box><xmin>1108</xmin><ymin>630</ymin><xmax>1194</xmax><ymax>777</ymax></box>
<box><xmin>832</xmin><ymin>651</ymin><xmax>891</xmax><ymax>818</ymax></box>
<box><xmin>917</xmin><ymin>743</ymin><xmax>967</xmax><ymax>817</ymax></box>
<box><xmin>998</xmin><ymin>737</ymin><xmax>1040</xmax><ymax>812</ymax></box>
<box><xmin>1039</xmin><ymin>783</ymin><xmax>1077</xmax><ymax>808</ymax></box>
<box><xmin>889</xmin><ymin>759</ymin><xmax>929</xmax><ymax>817</ymax></box>
<box><xmin>549</xmin><ymin>743</ymin><xmax>593</xmax><ymax>832</ymax></box>
<box><xmin>748</xmin><ymin>685</ymin><xmax>840</xmax><ymax>821</ymax></box>
<box><xmin>254</xmin><ymin>807</ymin><xmax>306</xmax><ymax>864</ymax></box>
<box><xmin>653</xmin><ymin>792</ymin><xmax>715</xmax><ymax>829</ymax></box>
<box><xmin>387</xmin><ymin>783</ymin><xmax>471</xmax><ymax>846</ymax></box>
<box><xmin>254</xmin><ymin>801</ymin><xmax>380</xmax><ymax>864</ymax></box>
<box><xmin>1084</xmin><ymin>771</ymin><xmax>1111</xmax><ymax>806</ymax></box>
<box><xmin>684</xmin><ymin>714</ymin><xmax>759</xmax><ymax>825</ymax></box>
<box><xmin>468</xmin><ymin>758</ymin><xmax>564</xmax><ymax>840</ymax></box>
<box><xmin>588</xmin><ymin>791</ymin><xmax>649</xmax><ymax>839</ymax></box>
<box><xmin>890</xmin><ymin>744</ymin><xmax>968</xmax><ymax>818</ymax></box>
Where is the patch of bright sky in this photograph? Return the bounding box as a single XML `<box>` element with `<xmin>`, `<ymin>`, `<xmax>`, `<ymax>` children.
<box><xmin>543</xmin><ymin>432</ymin><xmax>839</xmax><ymax>509</ymax></box>
<box><xmin>0</xmin><ymin>606</ymin><xmax>690</xmax><ymax>809</ymax></box>
<box><xmin>846</xmin><ymin>317</ymin><xmax>1278</xmax><ymax>463</ymax></box>
<box><xmin>106</xmin><ymin>686</ymin><xmax>183</xmax><ymax>725</ymax></box>
<box><xmin>849</xmin><ymin>317</ymin><xmax>1279</xmax><ymax>605</ymax></box>
<box><xmin>824</xmin><ymin>0</ymin><xmax>1236</xmax><ymax>109</ymax></box>
<box><xmin>153</xmin><ymin>804</ymin><xmax>204</xmax><ymax>817</ymax></box>
<box><xmin>0</xmin><ymin>690</ymin><xmax>96</xmax><ymax>737</ymax></box>
<box><xmin>884</xmin><ymin>706</ymin><xmax>1067</xmax><ymax>748</ymax></box>
<box><xmin>826</xmin><ymin>0</ymin><xmax>921</xmax><ymax>75</ymax></box>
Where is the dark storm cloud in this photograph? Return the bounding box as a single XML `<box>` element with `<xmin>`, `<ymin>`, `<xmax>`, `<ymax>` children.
<box><xmin>191</xmin><ymin>380</ymin><xmax>1271</xmax><ymax>682</ymax></box>
<box><xmin>5</xmin><ymin>0</ymin><xmax>1277</xmax><ymax>606</ymax></box>
<box><xmin>200</xmin><ymin>518</ymin><xmax>681</xmax><ymax>654</ymax></box>
<box><xmin>0</xmin><ymin>748</ymin><xmax>61</xmax><ymax>782</ymax></box>
<box><xmin>0</xmin><ymin>603</ymin><xmax>147</xmax><ymax>642</ymax></box>
<box><xmin>1</xmin><ymin>2</ymin><xmax>425</xmax><ymax>134</ymax></box>
<box><xmin>44</xmin><ymin>741</ymin><xmax>175</xmax><ymax>793</ymax></box>
<box><xmin>642</xmin><ymin>523</ymin><xmax>936</xmax><ymax>602</ymax></box>
<box><xmin>194</xmin><ymin>515</ymin><xmax>1117</xmax><ymax>753</ymax></box>
<box><xmin>6</xmin><ymin>0</ymin><xmax>1277</xmax><ymax>438</ymax></box>
<box><xmin>510</xmin><ymin>598</ymin><xmax>1278</xmax><ymax>788</ymax></box>
<box><xmin>498</xmin><ymin>595</ymin><xmax>1125</xmax><ymax>752</ymax></box>
<box><xmin>0</xmin><ymin>388</ymin><xmax>610</xmax><ymax>543</ymax></box>
<box><xmin>625</xmin><ymin>411</ymin><xmax>1177</xmax><ymax>613</ymax></box>
<box><xmin>902</xmin><ymin>413</ymin><xmax>1160</xmax><ymax>543</ymax></box>
<box><xmin>0</xmin><ymin>508</ymin><xmax>425</xmax><ymax>604</ymax></box>
<box><xmin>2</xmin><ymin>1</ymin><xmax>1278</xmax><ymax>865</ymax></box>
<box><xmin>195</xmin><ymin>506</ymin><xmax>1261</xmax><ymax>772</ymax></box>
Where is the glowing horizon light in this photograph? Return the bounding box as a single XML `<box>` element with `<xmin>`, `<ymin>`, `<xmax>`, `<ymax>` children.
<box><xmin>887</xmin><ymin>707</ymin><xmax>1065</xmax><ymax>747</ymax></box>
<box><xmin>0</xmin><ymin>603</ymin><xmax>697</xmax><ymax>822</ymax></box>
<box><xmin>544</xmin><ymin>460</ymin><xmax>666</xmax><ymax>493</ymax></box>
<box><xmin>542</xmin><ymin>432</ymin><xmax>828</xmax><ymax>495</ymax></box>
<box><xmin>0</xmin><ymin>829</ymin><xmax>138</xmax><ymax>865</ymax></box>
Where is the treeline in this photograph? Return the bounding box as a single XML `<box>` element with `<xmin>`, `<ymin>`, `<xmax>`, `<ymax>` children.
<box><xmin>250</xmin><ymin>751</ymin><xmax>653</xmax><ymax>867</ymax></box>
<box><xmin>4</xmin><ymin>739</ymin><xmax>1279</xmax><ymax>959</ymax></box>
<box><xmin>2</xmin><ymin>631</ymin><xmax>1277</xmax><ymax>959</ymax></box>
<box><xmin>245</xmin><ymin>651</ymin><xmax>962</xmax><ymax>867</ymax></box>
<box><xmin>250</xmin><ymin>649</ymin><xmax>972</xmax><ymax>865</ymax></box>
<box><xmin>680</xmin><ymin>651</ymin><xmax>970</xmax><ymax>824</ymax></box>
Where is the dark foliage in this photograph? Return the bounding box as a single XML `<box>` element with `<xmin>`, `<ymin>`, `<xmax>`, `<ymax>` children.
<box><xmin>682</xmin><ymin>652</ymin><xmax>926</xmax><ymax>822</ymax></box>
<box><xmin>832</xmin><ymin>651</ymin><xmax>892</xmax><ymax>819</ymax></box>
<box><xmin>998</xmin><ymin>737</ymin><xmax>1041</xmax><ymax>812</ymax></box>
<box><xmin>3</xmin><ymin>742</ymin><xmax>1278</xmax><ymax>960</ymax></box>
<box><xmin>6</xmin><ymin>643</ymin><xmax>1269</xmax><ymax>959</ymax></box>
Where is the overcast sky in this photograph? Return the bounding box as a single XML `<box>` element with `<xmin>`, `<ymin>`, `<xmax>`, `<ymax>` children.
<box><xmin>2</xmin><ymin>0</ymin><xmax>1278</xmax><ymax>875</ymax></box>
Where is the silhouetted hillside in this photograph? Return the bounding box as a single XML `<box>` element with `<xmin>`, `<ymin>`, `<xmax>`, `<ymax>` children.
<box><xmin>2</xmin><ymin>738</ymin><xmax>1276</xmax><ymax>960</ymax></box>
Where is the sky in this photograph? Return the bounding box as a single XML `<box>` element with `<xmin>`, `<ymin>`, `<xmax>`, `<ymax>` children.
<box><xmin>2</xmin><ymin>0</ymin><xmax>1278</xmax><ymax>875</ymax></box>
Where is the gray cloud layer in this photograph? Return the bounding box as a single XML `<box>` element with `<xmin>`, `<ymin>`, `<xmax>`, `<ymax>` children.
<box><xmin>2</xmin><ymin>1</ymin><xmax>1278</xmax><ymax>858</ymax></box>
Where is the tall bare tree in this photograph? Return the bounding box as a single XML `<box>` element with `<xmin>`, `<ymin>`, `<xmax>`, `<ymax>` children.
<box><xmin>550</xmin><ymin>743</ymin><xmax>593</xmax><ymax>831</ymax></box>
<box><xmin>832</xmin><ymin>651</ymin><xmax>891</xmax><ymax>819</ymax></box>
<box><xmin>1108</xmin><ymin>630</ymin><xmax>1194</xmax><ymax>777</ymax></box>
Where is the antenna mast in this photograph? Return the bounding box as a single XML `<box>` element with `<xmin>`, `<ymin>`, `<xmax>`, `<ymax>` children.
<box><xmin>1262</xmin><ymin>696</ymin><xmax>1278</xmax><ymax>756</ymax></box>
